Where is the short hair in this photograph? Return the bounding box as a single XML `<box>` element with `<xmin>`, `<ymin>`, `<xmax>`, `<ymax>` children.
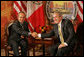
<box><xmin>51</xmin><ymin>10</ymin><xmax>63</xmax><ymax>17</ymax></box>
<box><xmin>18</xmin><ymin>11</ymin><xmax>26</xmax><ymax>16</ymax></box>
<box><xmin>54</xmin><ymin>11</ymin><xmax>63</xmax><ymax>17</ymax></box>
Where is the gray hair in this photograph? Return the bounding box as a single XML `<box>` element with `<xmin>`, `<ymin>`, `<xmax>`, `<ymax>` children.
<box><xmin>54</xmin><ymin>11</ymin><xmax>63</xmax><ymax>17</ymax></box>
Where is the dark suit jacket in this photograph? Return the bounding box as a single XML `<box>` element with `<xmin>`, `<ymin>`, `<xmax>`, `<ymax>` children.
<box><xmin>8</xmin><ymin>20</ymin><xmax>29</xmax><ymax>42</ymax></box>
<box><xmin>41</xmin><ymin>19</ymin><xmax>76</xmax><ymax>46</ymax></box>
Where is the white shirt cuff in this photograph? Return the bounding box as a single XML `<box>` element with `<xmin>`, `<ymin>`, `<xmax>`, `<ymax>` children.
<box><xmin>64</xmin><ymin>42</ymin><xmax>68</xmax><ymax>46</ymax></box>
<box><xmin>28</xmin><ymin>32</ymin><xmax>31</xmax><ymax>36</ymax></box>
<box><xmin>38</xmin><ymin>34</ymin><xmax>41</xmax><ymax>38</ymax></box>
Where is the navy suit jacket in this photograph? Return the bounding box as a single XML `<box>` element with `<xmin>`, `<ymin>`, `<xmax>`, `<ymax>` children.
<box><xmin>41</xmin><ymin>19</ymin><xmax>76</xmax><ymax>46</ymax></box>
<box><xmin>8</xmin><ymin>20</ymin><xmax>29</xmax><ymax>42</ymax></box>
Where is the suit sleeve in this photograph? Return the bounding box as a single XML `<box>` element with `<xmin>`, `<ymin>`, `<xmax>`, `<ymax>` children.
<box><xmin>24</xmin><ymin>21</ymin><xmax>29</xmax><ymax>32</ymax></box>
<box><xmin>12</xmin><ymin>23</ymin><xmax>29</xmax><ymax>37</ymax></box>
<box><xmin>65</xmin><ymin>20</ymin><xmax>75</xmax><ymax>45</ymax></box>
<box><xmin>41</xmin><ymin>30</ymin><xmax>55</xmax><ymax>38</ymax></box>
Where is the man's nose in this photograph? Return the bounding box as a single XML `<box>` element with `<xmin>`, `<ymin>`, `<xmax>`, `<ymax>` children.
<box><xmin>54</xmin><ymin>17</ymin><xmax>57</xmax><ymax>20</ymax></box>
<box><xmin>21</xmin><ymin>18</ymin><xmax>24</xmax><ymax>19</ymax></box>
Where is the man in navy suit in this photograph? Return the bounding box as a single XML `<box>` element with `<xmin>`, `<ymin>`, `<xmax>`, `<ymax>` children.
<box><xmin>34</xmin><ymin>11</ymin><xmax>76</xmax><ymax>56</ymax></box>
<box><xmin>8</xmin><ymin>11</ymin><xmax>37</xmax><ymax>56</ymax></box>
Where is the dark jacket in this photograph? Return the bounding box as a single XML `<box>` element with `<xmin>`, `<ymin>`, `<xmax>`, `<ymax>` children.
<box><xmin>41</xmin><ymin>19</ymin><xmax>76</xmax><ymax>46</ymax></box>
<box><xmin>8</xmin><ymin>20</ymin><xmax>29</xmax><ymax>42</ymax></box>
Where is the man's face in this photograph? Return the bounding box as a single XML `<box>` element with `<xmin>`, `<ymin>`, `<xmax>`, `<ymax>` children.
<box><xmin>52</xmin><ymin>13</ymin><xmax>62</xmax><ymax>24</ymax></box>
<box><xmin>18</xmin><ymin>13</ymin><xmax>25</xmax><ymax>24</ymax></box>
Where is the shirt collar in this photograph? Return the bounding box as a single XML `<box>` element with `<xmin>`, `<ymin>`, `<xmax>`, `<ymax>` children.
<box><xmin>58</xmin><ymin>20</ymin><xmax>62</xmax><ymax>25</ymax></box>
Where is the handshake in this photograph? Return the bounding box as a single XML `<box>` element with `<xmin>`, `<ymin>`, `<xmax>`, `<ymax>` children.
<box><xmin>21</xmin><ymin>32</ymin><xmax>40</xmax><ymax>39</ymax></box>
<box><xmin>31</xmin><ymin>32</ymin><xmax>38</xmax><ymax>38</ymax></box>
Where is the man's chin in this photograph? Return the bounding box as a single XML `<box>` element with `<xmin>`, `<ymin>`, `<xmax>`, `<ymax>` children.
<box><xmin>51</xmin><ymin>22</ymin><xmax>58</xmax><ymax>24</ymax></box>
<box><xmin>20</xmin><ymin>21</ymin><xmax>24</xmax><ymax>24</ymax></box>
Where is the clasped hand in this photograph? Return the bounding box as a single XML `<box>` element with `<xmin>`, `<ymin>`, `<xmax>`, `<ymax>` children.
<box><xmin>58</xmin><ymin>43</ymin><xmax>67</xmax><ymax>49</ymax></box>
<box><xmin>21</xmin><ymin>32</ymin><xmax>38</xmax><ymax>38</ymax></box>
<box><xmin>31</xmin><ymin>32</ymin><xmax>38</xmax><ymax>38</ymax></box>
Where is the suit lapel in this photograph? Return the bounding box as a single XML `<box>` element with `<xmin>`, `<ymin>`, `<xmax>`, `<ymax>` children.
<box><xmin>54</xmin><ymin>24</ymin><xmax>59</xmax><ymax>38</ymax></box>
<box><xmin>18</xmin><ymin>21</ymin><xmax>24</xmax><ymax>29</ymax></box>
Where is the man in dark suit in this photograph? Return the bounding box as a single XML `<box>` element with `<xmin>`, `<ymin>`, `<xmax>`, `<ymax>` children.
<box><xmin>8</xmin><ymin>11</ymin><xmax>37</xmax><ymax>56</ymax></box>
<box><xmin>34</xmin><ymin>12</ymin><xmax>76</xmax><ymax>56</ymax></box>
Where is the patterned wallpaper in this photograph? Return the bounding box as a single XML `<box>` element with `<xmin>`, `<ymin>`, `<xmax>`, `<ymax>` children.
<box><xmin>1</xmin><ymin>1</ymin><xmax>14</xmax><ymax>48</ymax></box>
